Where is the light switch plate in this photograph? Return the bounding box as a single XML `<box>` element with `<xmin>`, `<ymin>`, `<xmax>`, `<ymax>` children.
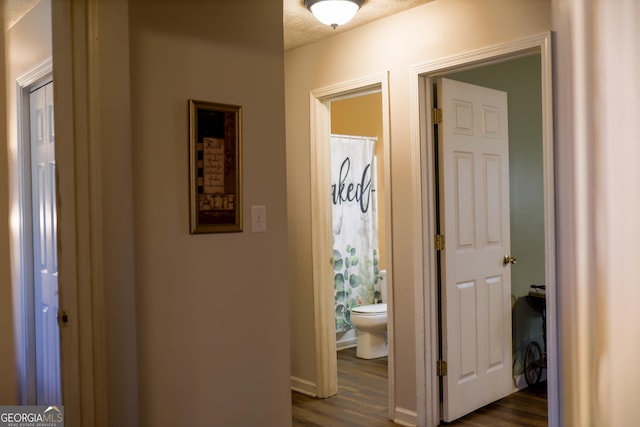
<box><xmin>251</xmin><ymin>205</ymin><xmax>267</xmax><ymax>232</ymax></box>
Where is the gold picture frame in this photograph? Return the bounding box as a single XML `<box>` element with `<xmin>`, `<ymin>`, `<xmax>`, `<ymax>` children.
<box><xmin>188</xmin><ymin>99</ymin><xmax>242</xmax><ymax>233</ymax></box>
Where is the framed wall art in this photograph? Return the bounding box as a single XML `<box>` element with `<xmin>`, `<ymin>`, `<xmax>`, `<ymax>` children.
<box><xmin>188</xmin><ymin>99</ymin><xmax>242</xmax><ymax>233</ymax></box>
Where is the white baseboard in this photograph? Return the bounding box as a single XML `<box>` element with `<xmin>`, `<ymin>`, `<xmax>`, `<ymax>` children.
<box><xmin>514</xmin><ymin>373</ymin><xmax>528</xmax><ymax>391</ymax></box>
<box><xmin>336</xmin><ymin>329</ymin><xmax>358</xmax><ymax>351</ymax></box>
<box><xmin>291</xmin><ymin>376</ymin><xmax>317</xmax><ymax>397</ymax></box>
<box><xmin>336</xmin><ymin>338</ymin><xmax>357</xmax><ymax>351</ymax></box>
<box><xmin>514</xmin><ymin>369</ymin><xmax>548</xmax><ymax>392</ymax></box>
<box><xmin>513</xmin><ymin>369</ymin><xmax>547</xmax><ymax>392</ymax></box>
<box><xmin>393</xmin><ymin>406</ymin><xmax>418</xmax><ymax>426</ymax></box>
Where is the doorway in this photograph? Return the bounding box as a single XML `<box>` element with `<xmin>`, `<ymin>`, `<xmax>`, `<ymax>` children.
<box><xmin>331</xmin><ymin>91</ymin><xmax>386</xmax><ymax>349</ymax></box>
<box><xmin>411</xmin><ymin>33</ymin><xmax>557</xmax><ymax>427</ymax></box>
<box><xmin>17</xmin><ymin>60</ymin><xmax>62</xmax><ymax>405</ymax></box>
<box><xmin>309</xmin><ymin>72</ymin><xmax>396</xmax><ymax>419</ymax></box>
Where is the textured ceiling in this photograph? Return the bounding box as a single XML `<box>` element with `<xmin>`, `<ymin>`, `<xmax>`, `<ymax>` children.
<box><xmin>4</xmin><ymin>0</ymin><xmax>433</xmax><ymax>50</ymax></box>
<box><xmin>284</xmin><ymin>0</ymin><xmax>433</xmax><ymax>50</ymax></box>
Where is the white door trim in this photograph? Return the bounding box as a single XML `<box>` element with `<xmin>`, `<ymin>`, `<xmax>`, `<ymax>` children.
<box><xmin>409</xmin><ymin>32</ymin><xmax>557</xmax><ymax>427</ymax></box>
<box><xmin>309</xmin><ymin>72</ymin><xmax>396</xmax><ymax>419</ymax></box>
<box><xmin>51</xmin><ymin>0</ymin><xmax>107</xmax><ymax>425</ymax></box>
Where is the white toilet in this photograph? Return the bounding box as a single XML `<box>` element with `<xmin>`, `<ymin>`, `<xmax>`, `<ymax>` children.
<box><xmin>350</xmin><ymin>270</ymin><xmax>388</xmax><ymax>359</ymax></box>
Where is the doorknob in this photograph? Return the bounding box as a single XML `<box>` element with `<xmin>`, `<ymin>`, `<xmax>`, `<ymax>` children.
<box><xmin>503</xmin><ymin>255</ymin><xmax>517</xmax><ymax>266</ymax></box>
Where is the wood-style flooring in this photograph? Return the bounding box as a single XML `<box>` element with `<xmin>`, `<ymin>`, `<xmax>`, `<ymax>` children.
<box><xmin>292</xmin><ymin>347</ymin><xmax>548</xmax><ymax>427</ymax></box>
<box><xmin>441</xmin><ymin>382</ymin><xmax>547</xmax><ymax>426</ymax></box>
<box><xmin>292</xmin><ymin>347</ymin><xmax>395</xmax><ymax>427</ymax></box>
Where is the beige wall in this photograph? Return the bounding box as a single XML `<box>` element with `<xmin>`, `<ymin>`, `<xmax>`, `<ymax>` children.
<box><xmin>128</xmin><ymin>0</ymin><xmax>290</xmax><ymax>425</ymax></box>
<box><xmin>286</xmin><ymin>0</ymin><xmax>550</xmax><ymax>416</ymax></box>
<box><xmin>3</xmin><ymin>0</ymin><xmax>291</xmax><ymax>425</ymax></box>
<box><xmin>2</xmin><ymin>0</ymin><xmax>53</xmax><ymax>404</ymax></box>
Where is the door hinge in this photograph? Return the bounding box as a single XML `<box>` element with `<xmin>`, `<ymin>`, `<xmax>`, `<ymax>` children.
<box><xmin>329</xmin><ymin>256</ymin><xmax>334</xmax><ymax>267</ymax></box>
<box><xmin>57</xmin><ymin>310</ymin><xmax>69</xmax><ymax>328</ymax></box>
<box><xmin>435</xmin><ymin>234</ymin><xmax>445</xmax><ymax>251</ymax></box>
<box><xmin>432</xmin><ymin>108</ymin><xmax>442</xmax><ymax>125</ymax></box>
<box><xmin>437</xmin><ymin>360</ymin><xmax>448</xmax><ymax>376</ymax></box>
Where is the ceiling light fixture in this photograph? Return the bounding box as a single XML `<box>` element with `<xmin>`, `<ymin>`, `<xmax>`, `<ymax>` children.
<box><xmin>304</xmin><ymin>0</ymin><xmax>364</xmax><ymax>29</ymax></box>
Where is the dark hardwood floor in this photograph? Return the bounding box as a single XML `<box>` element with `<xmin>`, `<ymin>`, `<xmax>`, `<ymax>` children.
<box><xmin>292</xmin><ymin>347</ymin><xmax>396</xmax><ymax>427</ymax></box>
<box><xmin>440</xmin><ymin>382</ymin><xmax>548</xmax><ymax>426</ymax></box>
<box><xmin>292</xmin><ymin>347</ymin><xmax>548</xmax><ymax>427</ymax></box>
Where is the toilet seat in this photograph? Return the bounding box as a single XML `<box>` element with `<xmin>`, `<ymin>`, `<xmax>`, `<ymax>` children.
<box><xmin>352</xmin><ymin>303</ymin><xmax>387</xmax><ymax>315</ymax></box>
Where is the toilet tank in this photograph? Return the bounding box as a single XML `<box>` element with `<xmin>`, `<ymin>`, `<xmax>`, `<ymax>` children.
<box><xmin>378</xmin><ymin>270</ymin><xmax>387</xmax><ymax>303</ymax></box>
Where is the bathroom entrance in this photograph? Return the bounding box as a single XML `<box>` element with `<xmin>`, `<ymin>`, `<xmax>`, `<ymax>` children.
<box><xmin>308</xmin><ymin>73</ymin><xmax>395</xmax><ymax>419</ymax></box>
<box><xmin>330</xmin><ymin>92</ymin><xmax>387</xmax><ymax>353</ymax></box>
<box><xmin>330</xmin><ymin>86</ymin><xmax>391</xmax><ymax>419</ymax></box>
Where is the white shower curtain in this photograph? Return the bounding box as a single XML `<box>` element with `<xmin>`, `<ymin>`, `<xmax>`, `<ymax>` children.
<box><xmin>331</xmin><ymin>135</ymin><xmax>379</xmax><ymax>332</ymax></box>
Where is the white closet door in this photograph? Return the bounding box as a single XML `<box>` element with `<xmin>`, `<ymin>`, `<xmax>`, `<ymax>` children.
<box><xmin>30</xmin><ymin>81</ymin><xmax>61</xmax><ymax>405</ymax></box>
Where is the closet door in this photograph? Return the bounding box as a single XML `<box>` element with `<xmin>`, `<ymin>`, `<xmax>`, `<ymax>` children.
<box><xmin>30</xmin><ymin>80</ymin><xmax>61</xmax><ymax>405</ymax></box>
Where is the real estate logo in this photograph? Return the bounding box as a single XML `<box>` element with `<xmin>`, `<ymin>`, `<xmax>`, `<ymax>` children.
<box><xmin>0</xmin><ymin>406</ymin><xmax>63</xmax><ymax>427</ymax></box>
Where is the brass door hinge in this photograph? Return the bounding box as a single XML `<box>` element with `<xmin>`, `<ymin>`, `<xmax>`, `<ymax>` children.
<box><xmin>435</xmin><ymin>234</ymin><xmax>445</xmax><ymax>251</ymax></box>
<box><xmin>437</xmin><ymin>360</ymin><xmax>448</xmax><ymax>376</ymax></box>
<box><xmin>57</xmin><ymin>310</ymin><xmax>69</xmax><ymax>328</ymax></box>
<box><xmin>432</xmin><ymin>108</ymin><xmax>442</xmax><ymax>125</ymax></box>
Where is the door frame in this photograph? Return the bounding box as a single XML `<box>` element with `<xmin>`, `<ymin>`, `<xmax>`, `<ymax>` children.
<box><xmin>51</xmin><ymin>0</ymin><xmax>108</xmax><ymax>424</ymax></box>
<box><xmin>409</xmin><ymin>32</ymin><xmax>557</xmax><ymax>427</ymax></box>
<box><xmin>309</xmin><ymin>72</ymin><xmax>396</xmax><ymax>418</ymax></box>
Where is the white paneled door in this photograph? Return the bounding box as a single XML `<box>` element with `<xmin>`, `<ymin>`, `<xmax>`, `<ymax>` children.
<box><xmin>438</xmin><ymin>78</ymin><xmax>513</xmax><ymax>422</ymax></box>
<box><xmin>30</xmin><ymin>81</ymin><xmax>61</xmax><ymax>405</ymax></box>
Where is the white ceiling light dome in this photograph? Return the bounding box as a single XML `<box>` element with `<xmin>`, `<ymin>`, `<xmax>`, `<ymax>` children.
<box><xmin>304</xmin><ymin>0</ymin><xmax>364</xmax><ymax>29</ymax></box>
